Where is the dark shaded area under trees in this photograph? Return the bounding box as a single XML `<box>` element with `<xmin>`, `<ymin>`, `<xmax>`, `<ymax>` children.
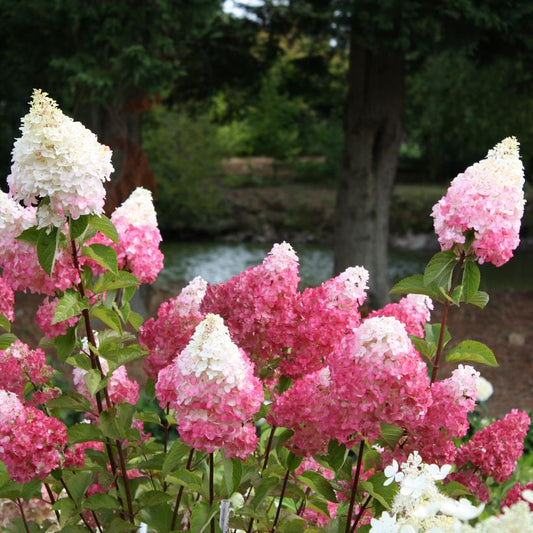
<box><xmin>1</xmin><ymin>0</ymin><xmax>533</xmax><ymax>303</ymax></box>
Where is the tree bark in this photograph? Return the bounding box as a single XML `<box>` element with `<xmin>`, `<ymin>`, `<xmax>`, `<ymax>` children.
<box><xmin>334</xmin><ymin>43</ymin><xmax>404</xmax><ymax>308</ymax></box>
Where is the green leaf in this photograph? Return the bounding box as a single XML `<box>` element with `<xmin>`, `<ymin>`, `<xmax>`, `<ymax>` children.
<box><xmin>54</xmin><ymin>327</ymin><xmax>77</xmax><ymax>362</ymax></box>
<box><xmin>189</xmin><ymin>502</ymin><xmax>218</xmax><ymax>533</ymax></box>
<box><xmin>0</xmin><ymin>314</ymin><xmax>11</xmax><ymax>332</ymax></box>
<box><xmin>90</xmin><ymin>305</ymin><xmax>123</xmax><ymax>333</ymax></box>
<box><xmin>48</xmin><ymin>392</ymin><xmax>93</xmax><ymax>413</ymax></box>
<box><xmin>445</xmin><ymin>340</ymin><xmax>498</xmax><ymax>366</ymax></box>
<box><xmin>469</xmin><ymin>291</ymin><xmax>489</xmax><ymax>309</ymax></box>
<box><xmin>167</xmin><ymin>469</ymin><xmax>204</xmax><ymax>493</ymax></box>
<box><xmin>252</xmin><ymin>476</ymin><xmax>279</xmax><ymax>508</ymax></box>
<box><xmin>327</xmin><ymin>439</ymin><xmax>348</xmax><ymax>471</ymax></box>
<box><xmin>424</xmin><ymin>323</ymin><xmax>451</xmax><ymax>348</ymax></box>
<box><xmin>83</xmin><ymin>493</ymin><xmax>121</xmax><ymax>510</ymax></box>
<box><xmin>409</xmin><ymin>336</ymin><xmax>436</xmax><ymax>361</ymax></box>
<box><xmin>82</xmin><ymin>243</ymin><xmax>118</xmax><ymax>274</ymax></box>
<box><xmin>462</xmin><ymin>261</ymin><xmax>480</xmax><ymax>303</ymax></box>
<box><xmin>63</xmin><ymin>471</ymin><xmax>93</xmax><ymax>503</ymax></box>
<box><xmin>94</xmin><ymin>271</ymin><xmax>140</xmax><ymax>293</ymax></box>
<box><xmin>53</xmin><ymin>291</ymin><xmax>88</xmax><ymax>324</ymax></box>
<box><xmin>117</xmin><ymin>402</ymin><xmax>136</xmax><ymax>435</ymax></box>
<box><xmin>128</xmin><ymin>310</ymin><xmax>145</xmax><ymax>331</ymax></box>
<box><xmin>67</xmin><ymin>423</ymin><xmax>104</xmax><ymax>444</ymax></box>
<box><xmin>69</xmin><ymin>215</ymin><xmax>89</xmax><ymax>240</ymax></box>
<box><xmin>440</xmin><ymin>481</ymin><xmax>472</xmax><ymax>498</ymax></box>
<box><xmin>223</xmin><ymin>458</ymin><xmax>242</xmax><ymax>497</ymax></box>
<box><xmin>16</xmin><ymin>226</ymin><xmax>40</xmax><ymax>244</ymax></box>
<box><xmin>423</xmin><ymin>250</ymin><xmax>458</xmax><ymax>291</ymax></box>
<box><xmin>88</xmin><ymin>214</ymin><xmax>119</xmax><ymax>244</ymax></box>
<box><xmin>99</xmin><ymin>409</ymin><xmax>125</xmax><ymax>440</ymax></box>
<box><xmin>287</xmin><ymin>451</ymin><xmax>304</xmax><ymax>472</ymax></box>
<box><xmin>298</xmin><ymin>471</ymin><xmax>337</xmax><ymax>503</ymax></box>
<box><xmin>390</xmin><ymin>274</ymin><xmax>442</xmax><ymax>301</ymax></box>
<box><xmin>84</xmin><ymin>368</ymin><xmax>104</xmax><ymax>397</ymax></box>
<box><xmin>162</xmin><ymin>440</ymin><xmax>191</xmax><ymax>477</ymax></box>
<box><xmin>361</xmin><ymin>472</ymin><xmax>396</xmax><ymax>511</ymax></box>
<box><xmin>0</xmin><ymin>333</ymin><xmax>17</xmax><ymax>350</ymax></box>
<box><xmin>37</xmin><ymin>226</ymin><xmax>60</xmax><ymax>276</ymax></box>
<box><xmin>136</xmin><ymin>490</ymin><xmax>172</xmax><ymax>509</ymax></box>
<box><xmin>379</xmin><ymin>423</ymin><xmax>405</xmax><ymax>450</ymax></box>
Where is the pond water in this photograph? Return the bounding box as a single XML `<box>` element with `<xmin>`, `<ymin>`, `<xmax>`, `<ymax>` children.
<box><xmin>159</xmin><ymin>241</ymin><xmax>533</xmax><ymax>290</ymax></box>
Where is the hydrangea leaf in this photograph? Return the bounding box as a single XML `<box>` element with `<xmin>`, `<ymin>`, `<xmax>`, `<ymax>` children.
<box><xmin>462</xmin><ymin>261</ymin><xmax>481</xmax><ymax>303</ymax></box>
<box><xmin>445</xmin><ymin>340</ymin><xmax>498</xmax><ymax>366</ymax></box>
<box><xmin>297</xmin><ymin>471</ymin><xmax>338</xmax><ymax>503</ymax></box>
<box><xmin>82</xmin><ymin>243</ymin><xmax>118</xmax><ymax>274</ymax></box>
<box><xmin>390</xmin><ymin>274</ymin><xmax>443</xmax><ymax>302</ymax></box>
<box><xmin>69</xmin><ymin>215</ymin><xmax>89</xmax><ymax>241</ymax></box>
<box><xmin>468</xmin><ymin>290</ymin><xmax>490</xmax><ymax>309</ymax></box>
<box><xmin>423</xmin><ymin>250</ymin><xmax>458</xmax><ymax>292</ymax></box>
<box><xmin>87</xmin><ymin>214</ymin><xmax>119</xmax><ymax>244</ymax></box>
<box><xmin>37</xmin><ymin>225</ymin><xmax>60</xmax><ymax>276</ymax></box>
<box><xmin>0</xmin><ymin>333</ymin><xmax>17</xmax><ymax>350</ymax></box>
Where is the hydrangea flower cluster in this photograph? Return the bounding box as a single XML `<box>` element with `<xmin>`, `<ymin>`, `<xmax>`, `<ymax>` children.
<box><xmin>367</xmin><ymin>294</ymin><xmax>433</xmax><ymax>337</ymax></box>
<box><xmin>432</xmin><ymin>137</ymin><xmax>525</xmax><ymax>266</ymax></box>
<box><xmin>502</xmin><ymin>482</ymin><xmax>533</xmax><ymax>512</ymax></box>
<box><xmin>140</xmin><ymin>276</ymin><xmax>208</xmax><ymax>379</ymax></box>
<box><xmin>155</xmin><ymin>314</ymin><xmax>264</xmax><ymax>459</ymax></box>
<box><xmin>0</xmin><ymin>390</ymin><xmax>67</xmax><ymax>482</ymax></box>
<box><xmin>328</xmin><ymin>317</ymin><xmax>432</xmax><ymax>444</ymax></box>
<box><xmin>371</xmin><ymin>452</ymin><xmax>484</xmax><ymax>533</ymax></box>
<box><xmin>279</xmin><ymin>266</ymin><xmax>368</xmax><ymax>378</ymax></box>
<box><xmin>462</xmin><ymin>501</ymin><xmax>533</xmax><ymax>533</ymax></box>
<box><xmin>0</xmin><ymin>340</ymin><xmax>54</xmax><ymax>400</ymax></box>
<box><xmin>110</xmin><ymin>187</ymin><xmax>164</xmax><ymax>283</ymax></box>
<box><xmin>451</xmin><ymin>409</ymin><xmax>530</xmax><ymax>500</ymax></box>
<box><xmin>0</xmin><ymin>277</ymin><xmax>15</xmax><ymax>321</ymax></box>
<box><xmin>201</xmin><ymin>242</ymin><xmax>300</xmax><ymax>372</ymax></box>
<box><xmin>7</xmin><ymin>89</ymin><xmax>113</xmax><ymax>224</ymax></box>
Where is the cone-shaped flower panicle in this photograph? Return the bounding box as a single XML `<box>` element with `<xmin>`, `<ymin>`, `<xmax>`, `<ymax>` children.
<box><xmin>279</xmin><ymin>266</ymin><xmax>368</xmax><ymax>379</ymax></box>
<box><xmin>367</xmin><ymin>294</ymin><xmax>433</xmax><ymax>338</ymax></box>
<box><xmin>7</xmin><ymin>89</ymin><xmax>113</xmax><ymax>224</ymax></box>
<box><xmin>0</xmin><ymin>390</ymin><xmax>67</xmax><ymax>482</ymax></box>
<box><xmin>140</xmin><ymin>276</ymin><xmax>208</xmax><ymax>380</ymax></box>
<box><xmin>268</xmin><ymin>367</ymin><xmax>334</xmax><ymax>455</ymax></box>
<box><xmin>432</xmin><ymin>137</ymin><xmax>525</xmax><ymax>266</ymax></box>
<box><xmin>110</xmin><ymin>187</ymin><xmax>164</xmax><ymax>283</ymax></box>
<box><xmin>329</xmin><ymin>317</ymin><xmax>432</xmax><ymax>445</ymax></box>
<box><xmin>155</xmin><ymin>314</ymin><xmax>264</xmax><ymax>459</ymax></box>
<box><xmin>201</xmin><ymin>242</ymin><xmax>300</xmax><ymax>372</ymax></box>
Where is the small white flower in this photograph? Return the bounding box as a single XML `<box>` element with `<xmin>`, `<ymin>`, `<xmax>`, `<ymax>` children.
<box><xmin>369</xmin><ymin>512</ymin><xmax>399</xmax><ymax>533</ymax></box>
<box><xmin>440</xmin><ymin>498</ymin><xmax>485</xmax><ymax>521</ymax></box>
<box><xmin>522</xmin><ymin>489</ymin><xmax>533</xmax><ymax>504</ymax></box>
<box><xmin>476</xmin><ymin>376</ymin><xmax>494</xmax><ymax>402</ymax></box>
<box><xmin>399</xmin><ymin>526</ymin><xmax>416</xmax><ymax>533</ymax></box>
<box><xmin>427</xmin><ymin>463</ymin><xmax>452</xmax><ymax>481</ymax></box>
<box><xmin>400</xmin><ymin>475</ymin><xmax>428</xmax><ymax>499</ymax></box>
<box><xmin>385</xmin><ymin>460</ymin><xmax>405</xmax><ymax>486</ymax></box>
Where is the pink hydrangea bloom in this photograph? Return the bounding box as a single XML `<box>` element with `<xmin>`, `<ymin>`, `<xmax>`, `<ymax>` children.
<box><xmin>110</xmin><ymin>187</ymin><xmax>164</xmax><ymax>283</ymax></box>
<box><xmin>0</xmin><ymin>278</ymin><xmax>15</xmax><ymax>322</ymax></box>
<box><xmin>0</xmin><ymin>190</ymin><xmax>36</xmax><ymax>243</ymax></box>
<box><xmin>156</xmin><ymin>314</ymin><xmax>264</xmax><ymax>458</ymax></box>
<box><xmin>140</xmin><ymin>276</ymin><xmax>208</xmax><ymax>380</ymax></box>
<box><xmin>0</xmin><ymin>390</ymin><xmax>67</xmax><ymax>482</ymax></box>
<box><xmin>502</xmin><ymin>482</ymin><xmax>533</xmax><ymax>511</ymax></box>
<box><xmin>268</xmin><ymin>367</ymin><xmax>334</xmax><ymax>456</ymax></box>
<box><xmin>63</xmin><ymin>440</ymin><xmax>104</xmax><ymax>469</ymax></box>
<box><xmin>279</xmin><ymin>267</ymin><xmax>368</xmax><ymax>379</ymax></box>
<box><xmin>36</xmin><ymin>296</ymin><xmax>79</xmax><ymax>338</ymax></box>
<box><xmin>0</xmin><ymin>340</ymin><xmax>54</xmax><ymax>398</ymax></box>
<box><xmin>367</xmin><ymin>294</ymin><xmax>433</xmax><ymax>337</ymax></box>
<box><xmin>201</xmin><ymin>242</ymin><xmax>300</xmax><ymax>373</ymax></box>
<box><xmin>455</xmin><ymin>409</ymin><xmax>530</xmax><ymax>483</ymax></box>
<box><xmin>7</xmin><ymin>90</ymin><xmax>113</xmax><ymax>224</ymax></box>
<box><xmin>328</xmin><ymin>316</ymin><xmax>432</xmax><ymax>445</ymax></box>
<box><xmin>73</xmin><ymin>357</ymin><xmax>139</xmax><ymax>411</ymax></box>
<box><xmin>398</xmin><ymin>365</ymin><xmax>479</xmax><ymax>465</ymax></box>
<box><xmin>432</xmin><ymin>137</ymin><xmax>525</xmax><ymax>266</ymax></box>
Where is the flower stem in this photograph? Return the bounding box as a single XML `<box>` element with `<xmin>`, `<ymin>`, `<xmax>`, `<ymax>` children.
<box><xmin>297</xmin><ymin>487</ymin><xmax>311</xmax><ymax>516</ymax></box>
<box><xmin>16</xmin><ymin>499</ymin><xmax>30</xmax><ymax>533</ymax></box>
<box><xmin>350</xmin><ymin>495</ymin><xmax>372</xmax><ymax>533</ymax></box>
<box><xmin>60</xmin><ymin>477</ymin><xmax>96</xmax><ymax>532</ymax></box>
<box><xmin>430</xmin><ymin>252</ymin><xmax>465</xmax><ymax>384</ymax></box>
<box><xmin>171</xmin><ymin>448</ymin><xmax>195</xmax><ymax>531</ymax></box>
<box><xmin>44</xmin><ymin>482</ymin><xmax>61</xmax><ymax>522</ymax></box>
<box><xmin>116</xmin><ymin>439</ymin><xmax>135</xmax><ymax>524</ymax></box>
<box><xmin>345</xmin><ymin>440</ymin><xmax>365</xmax><ymax>533</ymax></box>
<box><xmin>270</xmin><ymin>468</ymin><xmax>290</xmax><ymax>533</ymax></box>
<box><xmin>210</xmin><ymin>452</ymin><xmax>215</xmax><ymax>533</ymax></box>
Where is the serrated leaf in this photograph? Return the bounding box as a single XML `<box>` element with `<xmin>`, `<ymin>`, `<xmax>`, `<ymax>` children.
<box><xmin>137</xmin><ymin>490</ymin><xmax>172</xmax><ymax>508</ymax></box>
<box><xmin>190</xmin><ymin>502</ymin><xmax>218</xmax><ymax>533</ymax></box>
<box><xmin>469</xmin><ymin>290</ymin><xmax>489</xmax><ymax>309</ymax></box>
<box><xmin>94</xmin><ymin>271</ymin><xmax>140</xmax><ymax>293</ymax></box>
<box><xmin>462</xmin><ymin>261</ymin><xmax>480</xmax><ymax>303</ymax></box>
<box><xmin>0</xmin><ymin>333</ymin><xmax>17</xmax><ymax>350</ymax></box>
<box><xmin>0</xmin><ymin>314</ymin><xmax>11</xmax><ymax>332</ymax></box>
<box><xmin>83</xmin><ymin>493</ymin><xmax>121</xmax><ymax>510</ymax></box>
<box><xmin>67</xmin><ymin>423</ymin><xmax>104</xmax><ymax>444</ymax></box>
<box><xmin>379</xmin><ymin>423</ymin><xmax>405</xmax><ymax>450</ymax></box>
<box><xmin>69</xmin><ymin>215</ymin><xmax>89</xmax><ymax>240</ymax></box>
<box><xmin>162</xmin><ymin>440</ymin><xmax>193</xmax><ymax>477</ymax></box>
<box><xmin>82</xmin><ymin>243</ymin><xmax>118</xmax><ymax>274</ymax></box>
<box><xmin>327</xmin><ymin>439</ymin><xmax>347</xmax><ymax>471</ymax></box>
<box><xmin>424</xmin><ymin>250</ymin><xmax>458</xmax><ymax>291</ymax></box>
<box><xmin>424</xmin><ymin>323</ymin><xmax>451</xmax><ymax>348</ymax></box>
<box><xmin>128</xmin><ymin>310</ymin><xmax>144</xmax><ymax>331</ymax></box>
<box><xmin>99</xmin><ymin>409</ymin><xmax>125</xmax><ymax>440</ymax></box>
<box><xmin>298</xmin><ymin>471</ymin><xmax>337</xmax><ymax>503</ymax></box>
<box><xmin>16</xmin><ymin>226</ymin><xmax>40</xmax><ymax>244</ymax></box>
<box><xmin>361</xmin><ymin>472</ymin><xmax>396</xmax><ymax>511</ymax></box>
<box><xmin>37</xmin><ymin>226</ymin><xmax>60</xmax><ymax>276</ymax></box>
<box><xmin>409</xmin><ymin>335</ymin><xmax>436</xmax><ymax>361</ymax></box>
<box><xmin>48</xmin><ymin>392</ymin><xmax>92</xmax><ymax>413</ymax></box>
<box><xmin>390</xmin><ymin>274</ymin><xmax>442</xmax><ymax>301</ymax></box>
<box><xmin>63</xmin><ymin>471</ymin><xmax>93</xmax><ymax>503</ymax></box>
<box><xmin>52</xmin><ymin>292</ymin><xmax>88</xmax><ymax>324</ymax></box>
<box><xmin>54</xmin><ymin>327</ymin><xmax>77</xmax><ymax>362</ymax></box>
<box><xmin>88</xmin><ymin>214</ymin><xmax>119</xmax><ymax>244</ymax></box>
<box><xmin>287</xmin><ymin>451</ymin><xmax>304</xmax><ymax>472</ymax></box>
<box><xmin>167</xmin><ymin>469</ymin><xmax>204</xmax><ymax>493</ymax></box>
<box><xmin>84</xmin><ymin>368</ymin><xmax>104</xmax><ymax>397</ymax></box>
<box><xmin>445</xmin><ymin>340</ymin><xmax>498</xmax><ymax>366</ymax></box>
<box><xmin>252</xmin><ymin>476</ymin><xmax>279</xmax><ymax>508</ymax></box>
<box><xmin>90</xmin><ymin>306</ymin><xmax>122</xmax><ymax>333</ymax></box>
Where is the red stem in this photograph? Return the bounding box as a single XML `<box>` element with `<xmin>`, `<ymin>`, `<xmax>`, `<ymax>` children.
<box><xmin>270</xmin><ymin>468</ymin><xmax>290</xmax><ymax>533</ymax></box>
<box><xmin>345</xmin><ymin>441</ymin><xmax>365</xmax><ymax>533</ymax></box>
<box><xmin>171</xmin><ymin>448</ymin><xmax>195</xmax><ymax>531</ymax></box>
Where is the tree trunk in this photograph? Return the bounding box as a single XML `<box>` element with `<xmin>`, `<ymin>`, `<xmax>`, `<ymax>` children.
<box><xmin>334</xmin><ymin>43</ymin><xmax>404</xmax><ymax>308</ymax></box>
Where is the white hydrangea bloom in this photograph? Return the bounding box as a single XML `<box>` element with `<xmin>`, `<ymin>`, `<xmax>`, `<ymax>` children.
<box><xmin>8</xmin><ymin>89</ymin><xmax>113</xmax><ymax>224</ymax></box>
<box><xmin>111</xmin><ymin>187</ymin><xmax>158</xmax><ymax>227</ymax></box>
<box><xmin>476</xmin><ymin>376</ymin><xmax>494</xmax><ymax>402</ymax></box>
<box><xmin>0</xmin><ymin>191</ymin><xmax>36</xmax><ymax>243</ymax></box>
<box><xmin>355</xmin><ymin>316</ymin><xmax>412</xmax><ymax>361</ymax></box>
<box><xmin>461</xmin><ymin>501</ymin><xmax>533</xmax><ymax>533</ymax></box>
